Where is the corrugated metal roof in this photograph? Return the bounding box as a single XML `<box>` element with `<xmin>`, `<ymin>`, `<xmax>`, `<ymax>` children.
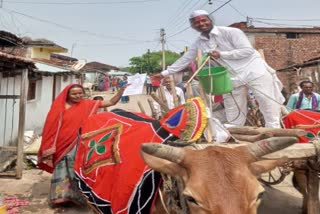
<box><xmin>108</xmin><ymin>70</ymin><xmax>131</xmax><ymax>76</ymax></box>
<box><xmin>35</xmin><ymin>62</ymin><xmax>69</xmax><ymax>73</ymax></box>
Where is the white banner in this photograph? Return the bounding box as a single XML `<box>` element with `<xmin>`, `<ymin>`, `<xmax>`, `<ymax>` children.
<box><xmin>122</xmin><ymin>73</ymin><xmax>147</xmax><ymax>96</ymax></box>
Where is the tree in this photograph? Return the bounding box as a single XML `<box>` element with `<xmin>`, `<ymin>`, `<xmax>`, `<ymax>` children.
<box><xmin>128</xmin><ymin>50</ymin><xmax>180</xmax><ymax>74</ymax></box>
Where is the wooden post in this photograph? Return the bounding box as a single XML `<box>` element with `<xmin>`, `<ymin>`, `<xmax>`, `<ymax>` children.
<box><xmin>150</xmin><ymin>92</ymin><xmax>170</xmax><ymax>113</ymax></box>
<box><xmin>185</xmin><ymin>56</ymin><xmax>210</xmax><ymax>86</ymax></box>
<box><xmin>52</xmin><ymin>74</ymin><xmax>56</xmax><ymax>102</ymax></box>
<box><xmin>185</xmin><ymin>82</ymin><xmax>193</xmax><ymax>99</ymax></box>
<box><xmin>227</xmin><ymin>126</ymin><xmax>306</xmax><ymax>137</ymax></box>
<box><xmin>147</xmin><ymin>98</ymin><xmax>157</xmax><ymax>119</ymax></box>
<box><xmin>158</xmin><ymin>85</ymin><xmax>169</xmax><ymax>109</ymax></box>
<box><xmin>16</xmin><ymin>69</ymin><xmax>28</xmax><ymax>178</ymax></box>
<box><xmin>137</xmin><ymin>101</ymin><xmax>146</xmax><ymax>114</ymax></box>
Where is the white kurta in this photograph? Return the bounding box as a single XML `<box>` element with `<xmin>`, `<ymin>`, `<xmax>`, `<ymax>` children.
<box><xmin>161</xmin><ymin>26</ymin><xmax>284</xmax><ymax>128</ymax></box>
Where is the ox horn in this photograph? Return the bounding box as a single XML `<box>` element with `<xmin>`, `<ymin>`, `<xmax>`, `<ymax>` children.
<box><xmin>141</xmin><ymin>143</ymin><xmax>185</xmax><ymax>163</ymax></box>
<box><xmin>247</xmin><ymin>137</ymin><xmax>298</xmax><ymax>158</ymax></box>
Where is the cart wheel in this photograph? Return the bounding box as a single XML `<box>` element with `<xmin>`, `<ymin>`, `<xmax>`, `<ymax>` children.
<box><xmin>258</xmin><ymin>167</ymin><xmax>287</xmax><ymax>185</ymax></box>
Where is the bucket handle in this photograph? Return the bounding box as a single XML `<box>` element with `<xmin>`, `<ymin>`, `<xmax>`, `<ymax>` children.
<box><xmin>204</xmin><ymin>53</ymin><xmax>238</xmax><ymax>76</ymax></box>
<box><xmin>185</xmin><ymin>55</ymin><xmax>211</xmax><ymax>86</ymax></box>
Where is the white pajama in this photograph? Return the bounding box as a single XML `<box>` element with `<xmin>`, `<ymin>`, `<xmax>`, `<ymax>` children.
<box><xmin>223</xmin><ymin>59</ymin><xmax>282</xmax><ymax>128</ymax></box>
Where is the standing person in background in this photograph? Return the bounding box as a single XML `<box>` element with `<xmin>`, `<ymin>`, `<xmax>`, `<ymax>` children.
<box><xmin>97</xmin><ymin>75</ymin><xmax>105</xmax><ymax>91</ymax></box>
<box><xmin>145</xmin><ymin>74</ymin><xmax>152</xmax><ymax>95</ymax></box>
<box><xmin>111</xmin><ymin>77</ymin><xmax>118</xmax><ymax>93</ymax></box>
<box><xmin>119</xmin><ymin>75</ymin><xmax>129</xmax><ymax>103</ymax></box>
<box><xmin>151</xmin><ymin>77</ymin><xmax>161</xmax><ymax>93</ymax></box>
<box><xmin>103</xmin><ymin>75</ymin><xmax>110</xmax><ymax>91</ymax></box>
<box><xmin>152</xmin><ymin>9</ymin><xmax>284</xmax><ymax>128</ymax></box>
<box><xmin>286</xmin><ymin>80</ymin><xmax>320</xmax><ymax>111</ymax></box>
<box><xmin>153</xmin><ymin>76</ymin><xmax>186</xmax><ymax>118</ymax></box>
<box><xmin>37</xmin><ymin>83</ymin><xmax>127</xmax><ymax>208</ymax></box>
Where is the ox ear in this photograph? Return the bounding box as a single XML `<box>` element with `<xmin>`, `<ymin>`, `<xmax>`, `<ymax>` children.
<box><xmin>140</xmin><ymin>147</ymin><xmax>187</xmax><ymax>178</ymax></box>
<box><xmin>249</xmin><ymin>157</ymin><xmax>288</xmax><ymax>177</ymax></box>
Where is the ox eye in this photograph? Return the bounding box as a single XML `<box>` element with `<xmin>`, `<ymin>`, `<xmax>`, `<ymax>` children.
<box><xmin>184</xmin><ymin>195</ymin><xmax>199</xmax><ymax>205</ymax></box>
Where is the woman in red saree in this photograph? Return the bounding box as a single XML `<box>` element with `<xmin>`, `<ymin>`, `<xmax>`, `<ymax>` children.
<box><xmin>38</xmin><ymin>83</ymin><xmax>126</xmax><ymax>207</ymax></box>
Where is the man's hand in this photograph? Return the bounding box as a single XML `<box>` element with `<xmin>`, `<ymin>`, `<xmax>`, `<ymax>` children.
<box><xmin>151</xmin><ymin>73</ymin><xmax>164</xmax><ymax>81</ymax></box>
<box><xmin>210</xmin><ymin>50</ymin><xmax>220</xmax><ymax>59</ymax></box>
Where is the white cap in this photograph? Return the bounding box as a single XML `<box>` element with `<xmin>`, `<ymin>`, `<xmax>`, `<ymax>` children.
<box><xmin>189</xmin><ymin>10</ymin><xmax>209</xmax><ymax>19</ymax></box>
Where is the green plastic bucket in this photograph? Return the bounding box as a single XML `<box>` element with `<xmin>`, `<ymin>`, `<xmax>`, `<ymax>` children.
<box><xmin>196</xmin><ymin>66</ymin><xmax>233</xmax><ymax>95</ymax></box>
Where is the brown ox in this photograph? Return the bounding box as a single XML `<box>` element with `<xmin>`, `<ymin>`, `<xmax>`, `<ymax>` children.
<box><xmin>140</xmin><ymin>137</ymin><xmax>298</xmax><ymax>214</ymax></box>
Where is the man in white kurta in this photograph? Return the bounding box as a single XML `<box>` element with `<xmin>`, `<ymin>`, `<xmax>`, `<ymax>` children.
<box><xmin>153</xmin><ymin>76</ymin><xmax>186</xmax><ymax>119</ymax></box>
<box><xmin>153</xmin><ymin>10</ymin><xmax>284</xmax><ymax>128</ymax></box>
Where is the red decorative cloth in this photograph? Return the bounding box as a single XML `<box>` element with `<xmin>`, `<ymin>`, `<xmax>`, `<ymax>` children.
<box><xmin>283</xmin><ymin>110</ymin><xmax>320</xmax><ymax>143</ymax></box>
<box><xmin>73</xmin><ymin>98</ymin><xmax>207</xmax><ymax>214</ymax></box>
<box><xmin>74</xmin><ymin>111</ymin><xmax>170</xmax><ymax>214</ymax></box>
<box><xmin>38</xmin><ymin>84</ymin><xmax>101</xmax><ymax>173</ymax></box>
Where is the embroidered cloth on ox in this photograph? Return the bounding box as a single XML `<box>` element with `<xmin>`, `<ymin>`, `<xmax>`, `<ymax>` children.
<box><xmin>74</xmin><ymin>110</ymin><xmax>172</xmax><ymax>214</ymax></box>
<box><xmin>74</xmin><ymin>97</ymin><xmax>207</xmax><ymax>214</ymax></box>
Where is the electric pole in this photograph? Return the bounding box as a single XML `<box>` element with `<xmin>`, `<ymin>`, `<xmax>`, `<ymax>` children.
<box><xmin>160</xmin><ymin>28</ymin><xmax>166</xmax><ymax>70</ymax></box>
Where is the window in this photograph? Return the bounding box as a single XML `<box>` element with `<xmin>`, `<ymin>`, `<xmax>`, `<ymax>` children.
<box><xmin>27</xmin><ymin>80</ymin><xmax>36</xmax><ymax>100</ymax></box>
<box><xmin>286</xmin><ymin>33</ymin><xmax>299</xmax><ymax>39</ymax></box>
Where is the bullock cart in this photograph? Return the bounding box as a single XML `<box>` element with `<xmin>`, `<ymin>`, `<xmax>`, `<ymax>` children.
<box><xmin>227</xmin><ymin>126</ymin><xmax>320</xmax><ymax>214</ymax></box>
<box><xmin>146</xmin><ymin>74</ymin><xmax>319</xmax><ymax>213</ymax></box>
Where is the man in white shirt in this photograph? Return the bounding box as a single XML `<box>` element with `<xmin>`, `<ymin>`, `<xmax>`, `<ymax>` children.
<box><xmin>152</xmin><ymin>10</ymin><xmax>284</xmax><ymax>128</ymax></box>
<box><xmin>153</xmin><ymin>76</ymin><xmax>186</xmax><ymax>118</ymax></box>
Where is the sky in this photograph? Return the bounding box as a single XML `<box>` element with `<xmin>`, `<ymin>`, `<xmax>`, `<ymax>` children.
<box><xmin>0</xmin><ymin>0</ymin><xmax>320</xmax><ymax>68</ymax></box>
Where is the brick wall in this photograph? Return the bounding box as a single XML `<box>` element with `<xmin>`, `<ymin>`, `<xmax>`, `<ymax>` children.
<box><xmin>247</xmin><ymin>32</ymin><xmax>320</xmax><ymax>94</ymax></box>
<box><xmin>252</xmin><ymin>33</ymin><xmax>320</xmax><ymax>70</ymax></box>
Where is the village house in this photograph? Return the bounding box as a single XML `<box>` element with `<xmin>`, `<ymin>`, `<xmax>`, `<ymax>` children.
<box><xmin>0</xmin><ymin>31</ymin><xmax>122</xmax><ymax>147</ymax></box>
<box><xmin>231</xmin><ymin>22</ymin><xmax>320</xmax><ymax>95</ymax></box>
<box><xmin>0</xmin><ymin>31</ymin><xmax>36</xmax><ymax>177</ymax></box>
<box><xmin>0</xmin><ymin>32</ymin><xmax>80</xmax><ymax>147</ymax></box>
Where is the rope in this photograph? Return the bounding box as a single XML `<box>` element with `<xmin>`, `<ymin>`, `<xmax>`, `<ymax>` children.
<box><xmin>209</xmin><ymin>55</ymin><xmax>320</xmax><ymax>126</ymax></box>
<box><xmin>158</xmin><ymin>188</ymin><xmax>170</xmax><ymax>214</ymax></box>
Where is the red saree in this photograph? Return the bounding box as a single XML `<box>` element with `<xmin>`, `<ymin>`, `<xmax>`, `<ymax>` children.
<box><xmin>38</xmin><ymin>84</ymin><xmax>101</xmax><ymax>173</ymax></box>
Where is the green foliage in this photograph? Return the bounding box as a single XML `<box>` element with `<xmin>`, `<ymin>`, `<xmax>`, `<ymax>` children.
<box><xmin>128</xmin><ymin>50</ymin><xmax>181</xmax><ymax>74</ymax></box>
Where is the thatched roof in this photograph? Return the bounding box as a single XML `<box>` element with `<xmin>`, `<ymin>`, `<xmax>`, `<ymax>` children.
<box><xmin>0</xmin><ymin>51</ymin><xmax>35</xmax><ymax>73</ymax></box>
<box><xmin>0</xmin><ymin>30</ymin><xmax>23</xmax><ymax>47</ymax></box>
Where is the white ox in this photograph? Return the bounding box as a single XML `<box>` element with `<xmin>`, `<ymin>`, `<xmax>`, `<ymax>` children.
<box><xmin>140</xmin><ymin>137</ymin><xmax>300</xmax><ymax>214</ymax></box>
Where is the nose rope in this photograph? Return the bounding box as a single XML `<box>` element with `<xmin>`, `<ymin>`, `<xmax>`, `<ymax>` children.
<box><xmin>158</xmin><ymin>188</ymin><xmax>170</xmax><ymax>214</ymax></box>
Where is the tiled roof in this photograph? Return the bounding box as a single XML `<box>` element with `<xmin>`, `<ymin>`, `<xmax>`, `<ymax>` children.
<box><xmin>32</xmin><ymin>58</ymin><xmax>73</xmax><ymax>68</ymax></box>
<box><xmin>0</xmin><ymin>30</ymin><xmax>23</xmax><ymax>47</ymax></box>
<box><xmin>0</xmin><ymin>51</ymin><xmax>35</xmax><ymax>71</ymax></box>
